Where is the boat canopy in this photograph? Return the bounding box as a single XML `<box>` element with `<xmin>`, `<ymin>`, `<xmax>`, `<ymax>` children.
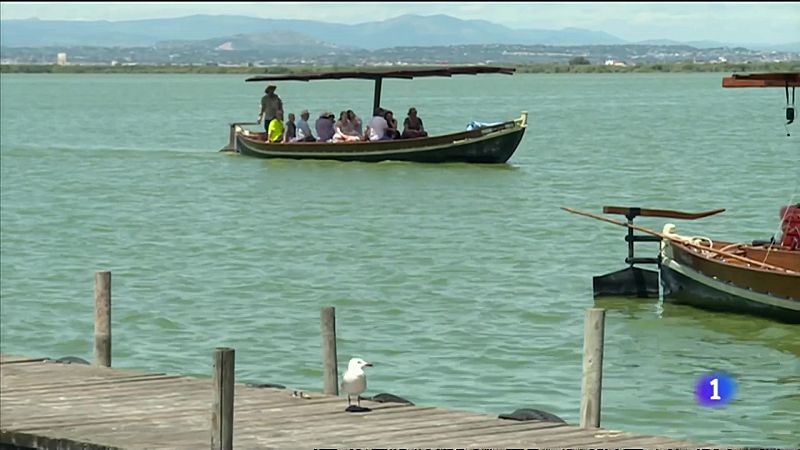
<box><xmin>245</xmin><ymin>65</ymin><xmax>516</xmax><ymax>113</ymax></box>
<box><xmin>722</xmin><ymin>72</ymin><xmax>800</xmax><ymax>88</ymax></box>
<box><xmin>244</xmin><ymin>65</ymin><xmax>515</xmax><ymax>82</ymax></box>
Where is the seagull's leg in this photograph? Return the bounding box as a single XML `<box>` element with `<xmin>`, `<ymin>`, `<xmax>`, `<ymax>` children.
<box><xmin>357</xmin><ymin>395</ymin><xmax>361</xmax><ymax>407</ymax></box>
<box><xmin>347</xmin><ymin>395</ymin><xmax>351</xmax><ymax>406</ymax></box>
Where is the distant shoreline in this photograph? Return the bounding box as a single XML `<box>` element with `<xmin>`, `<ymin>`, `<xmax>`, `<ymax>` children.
<box><xmin>1</xmin><ymin>61</ymin><xmax>798</xmax><ymax>75</ymax></box>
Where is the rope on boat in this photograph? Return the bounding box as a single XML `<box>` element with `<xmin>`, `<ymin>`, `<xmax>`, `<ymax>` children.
<box><xmin>661</xmin><ymin>223</ymin><xmax>716</xmax><ymax>258</ymax></box>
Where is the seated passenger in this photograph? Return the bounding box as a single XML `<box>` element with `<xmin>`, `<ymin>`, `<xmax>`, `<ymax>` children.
<box><xmin>315</xmin><ymin>112</ymin><xmax>336</xmax><ymax>142</ymax></box>
<box><xmin>283</xmin><ymin>112</ymin><xmax>297</xmax><ymax>143</ymax></box>
<box><xmin>347</xmin><ymin>110</ymin><xmax>363</xmax><ymax>136</ymax></box>
<box><xmin>295</xmin><ymin>109</ymin><xmax>316</xmax><ymax>142</ymax></box>
<box><xmin>334</xmin><ymin>110</ymin><xmax>361</xmax><ymax>142</ymax></box>
<box><xmin>402</xmin><ymin>107</ymin><xmax>428</xmax><ymax>139</ymax></box>
<box><xmin>384</xmin><ymin>110</ymin><xmax>400</xmax><ymax>140</ymax></box>
<box><xmin>268</xmin><ymin>110</ymin><xmax>285</xmax><ymax>143</ymax></box>
<box><xmin>365</xmin><ymin>107</ymin><xmax>389</xmax><ymax>141</ymax></box>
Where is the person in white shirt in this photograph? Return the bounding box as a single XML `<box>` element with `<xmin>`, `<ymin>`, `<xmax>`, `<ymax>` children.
<box><xmin>295</xmin><ymin>109</ymin><xmax>316</xmax><ymax>142</ymax></box>
<box><xmin>365</xmin><ymin>108</ymin><xmax>389</xmax><ymax>141</ymax></box>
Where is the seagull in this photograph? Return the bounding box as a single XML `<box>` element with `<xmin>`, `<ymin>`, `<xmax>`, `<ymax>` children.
<box><xmin>341</xmin><ymin>357</ymin><xmax>373</xmax><ymax>407</ymax></box>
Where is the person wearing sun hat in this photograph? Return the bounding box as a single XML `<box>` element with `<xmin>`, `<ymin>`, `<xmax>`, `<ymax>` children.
<box><xmin>258</xmin><ymin>84</ymin><xmax>283</xmax><ymax>133</ymax></box>
<box><xmin>295</xmin><ymin>109</ymin><xmax>316</xmax><ymax>142</ymax></box>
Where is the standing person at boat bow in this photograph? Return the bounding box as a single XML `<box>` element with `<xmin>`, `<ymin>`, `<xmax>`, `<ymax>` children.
<box><xmin>258</xmin><ymin>85</ymin><xmax>283</xmax><ymax>133</ymax></box>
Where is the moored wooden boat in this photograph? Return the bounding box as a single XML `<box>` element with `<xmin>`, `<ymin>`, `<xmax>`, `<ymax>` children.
<box><xmin>564</xmin><ymin>71</ymin><xmax>800</xmax><ymax>323</ymax></box>
<box><xmin>563</xmin><ymin>205</ymin><xmax>800</xmax><ymax>324</ymax></box>
<box><xmin>659</xmin><ymin>226</ymin><xmax>800</xmax><ymax>323</ymax></box>
<box><xmin>220</xmin><ymin>66</ymin><xmax>528</xmax><ymax>163</ymax></box>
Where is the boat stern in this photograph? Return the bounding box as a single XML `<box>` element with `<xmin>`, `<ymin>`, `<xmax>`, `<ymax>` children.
<box><xmin>220</xmin><ymin>121</ymin><xmax>260</xmax><ymax>153</ymax></box>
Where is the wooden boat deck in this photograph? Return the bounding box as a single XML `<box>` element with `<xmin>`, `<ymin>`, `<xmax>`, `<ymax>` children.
<box><xmin>0</xmin><ymin>354</ymin><xmax>724</xmax><ymax>449</ymax></box>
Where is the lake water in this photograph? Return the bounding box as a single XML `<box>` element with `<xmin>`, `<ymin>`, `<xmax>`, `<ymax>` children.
<box><xmin>1</xmin><ymin>72</ymin><xmax>798</xmax><ymax>447</ymax></box>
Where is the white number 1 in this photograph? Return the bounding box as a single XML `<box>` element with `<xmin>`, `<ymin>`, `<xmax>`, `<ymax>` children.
<box><xmin>710</xmin><ymin>378</ymin><xmax>721</xmax><ymax>400</ymax></box>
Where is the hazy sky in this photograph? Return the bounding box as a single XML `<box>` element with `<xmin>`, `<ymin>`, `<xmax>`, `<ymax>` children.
<box><xmin>1</xmin><ymin>2</ymin><xmax>798</xmax><ymax>44</ymax></box>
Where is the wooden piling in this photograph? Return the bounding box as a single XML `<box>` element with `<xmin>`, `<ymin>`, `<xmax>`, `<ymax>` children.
<box><xmin>93</xmin><ymin>271</ymin><xmax>111</xmax><ymax>367</ymax></box>
<box><xmin>320</xmin><ymin>306</ymin><xmax>338</xmax><ymax>395</ymax></box>
<box><xmin>580</xmin><ymin>308</ymin><xmax>606</xmax><ymax>428</ymax></box>
<box><xmin>211</xmin><ymin>347</ymin><xmax>235</xmax><ymax>450</ymax></box>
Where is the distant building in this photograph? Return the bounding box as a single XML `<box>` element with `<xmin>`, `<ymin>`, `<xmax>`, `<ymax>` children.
<box><xmin>604</xmin><ymin>59</ymin><xmax>627</xmax><ymax>67</ymax></box>
<box><xmin>56</xmin><ymin>53</ymin><xmax>67</xmax><ymax>65</ymax></box>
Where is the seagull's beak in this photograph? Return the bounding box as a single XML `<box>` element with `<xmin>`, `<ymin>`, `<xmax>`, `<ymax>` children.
<box><xmin>364</xmin><ymin>362</ymin><xmax>373</xmax><ymax>367</ymax></box>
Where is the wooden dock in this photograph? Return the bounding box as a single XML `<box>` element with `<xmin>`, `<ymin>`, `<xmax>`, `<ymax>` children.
<box><xmin>1</xmin><ymin>354</ymin><xmax>720</xmax><ymax>450</ymax></box>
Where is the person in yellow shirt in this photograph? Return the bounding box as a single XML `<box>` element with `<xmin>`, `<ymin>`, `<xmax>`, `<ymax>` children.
<box><xmin>268</xmin><ymin>110</ymin><xmax>285</xmax><ymax>143</ymax></box>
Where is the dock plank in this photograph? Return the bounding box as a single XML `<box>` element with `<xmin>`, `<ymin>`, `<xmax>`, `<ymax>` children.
<box><xmin>0</xmin><ymin>353</ymin><xmax>725</xmax><ymax>449</ymax></box>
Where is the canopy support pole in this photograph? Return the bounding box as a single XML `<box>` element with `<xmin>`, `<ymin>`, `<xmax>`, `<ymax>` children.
<box><xmin>373</xmin><ymin>77</ymin><xmax>383</xmax><ymax>114</ymax></box>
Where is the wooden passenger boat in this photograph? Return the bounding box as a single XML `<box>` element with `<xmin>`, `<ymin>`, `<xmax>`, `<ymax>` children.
<box><xmin>220</xmin><ymin>66</ymin><xmax>528</xmax><ymax>163</ymax></box>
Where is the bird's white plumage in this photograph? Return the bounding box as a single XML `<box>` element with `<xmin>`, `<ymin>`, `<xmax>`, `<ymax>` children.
<box><xmin>341</xmin><ymin>358</ymin><xmax>371</xmax><ymax>397</ymax></box>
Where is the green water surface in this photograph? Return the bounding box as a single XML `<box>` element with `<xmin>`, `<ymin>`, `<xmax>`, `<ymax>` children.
<box><xmin>1</xmin><ymin>73</ymin><xmax>798</xmax><ymax>447</ymax></box>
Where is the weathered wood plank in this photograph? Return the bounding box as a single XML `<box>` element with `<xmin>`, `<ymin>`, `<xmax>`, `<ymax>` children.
<box><xmin>0</xmin><ymin>393</ymin><xmax>355</xmax><ymax>428</ymax></box>
<box><xmin>241</xmin><ymin>409</ymin><xmax>492</xmax><ymax>443</ymax></box>
<box><xmin>457</xmin><ymin>428</ymin><xmax>631</xmax><ymax>447</ymax></box>
<box><xmin>0</xmin><ymin>374</ymin><xmax>190</xmax><ymax>393</ymax></box>
<box><xmin>0</xmin><ymin>430</ymin><xmax>127</xmax><ymax>450</ymax></box>
<box><xmin>0</xmin><ymin>362</ymin><xmax>148</xmax><ymax>378</ymax></box>
<box><xmin>0</xmin><ymin>356</ymin><xmax>50</xmax><ymax>365</ymax></box>
<box><xmin>0</xmin><ymin>380</ymin><xmax>204</xmax><ymax>404</ymax></box>
<box><xmin>267</xmin><ymin>414</ymin><xmax>536</xmax><ymax>446</ymax></box>
<box><xmin>476</xmin><ymin>433</ymin><xmax>695</xmax><ymax>448</ymax></box>
<box><xmin>374</xmin><ymin>421</ymin><xmax>573</xmax><ymax>447</ymax></box>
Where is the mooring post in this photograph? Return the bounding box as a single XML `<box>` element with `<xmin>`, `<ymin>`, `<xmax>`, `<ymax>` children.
<box><xmin>321</xmin><ymin>306</ymin><xmax>339</xmax><ymax>395</ymax></box>
<box><xmin>580</xmin><ymin>308</ymin><xmax>606</xmax><ymax>428</ymax></box>
<box><xmin>211</xmin><ymin>347</ymin><xmax>235</xmax><ymax>450</ymax></box>
<box><xmin>94</xmin><ymin>271</ymin><xmax>111</xmax><ymax>367</ymax></box>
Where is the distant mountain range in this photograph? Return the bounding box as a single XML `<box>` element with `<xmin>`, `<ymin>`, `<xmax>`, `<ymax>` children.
<box><xmin>3</xmin><ymin>14</ymin><xmax>795</xmax><ymax>51</ymax></box>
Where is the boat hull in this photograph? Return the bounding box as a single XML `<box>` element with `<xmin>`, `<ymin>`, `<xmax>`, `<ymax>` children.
<box><xmin>660</xmin><ymin>262</ymin><xmax>800</xmax><ymax>323</ymax></box>
<box><xmin>228</xmin><ymin>115</ymin><xmax>527</xmax><ymax>164</ymax></box>
<box><xmin>660</xmin><ymin>240</ymin><xmax>800</xmax><ymax>323</ymax></box>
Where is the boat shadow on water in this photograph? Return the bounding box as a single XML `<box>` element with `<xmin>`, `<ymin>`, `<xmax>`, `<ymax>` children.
<box><xmin>594</xmin><ymin>296</ymin><xmax>800</xmax><ymax>358</ymax></box>
<box><xmin>249</xmin><ymin>157</ymin><xmax>524</xmax><ymax>171</ymax></box>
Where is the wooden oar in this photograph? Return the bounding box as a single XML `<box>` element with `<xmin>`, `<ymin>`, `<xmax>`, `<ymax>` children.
<box><xmin>602</xmin><ymin>206</ymin><xmax>726</xmax><ymax>220</ymax></box>
<box><xmin>561</xmin><ymin>207</ymin><xmax>795</xmax><ymax>273</ymax></box>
